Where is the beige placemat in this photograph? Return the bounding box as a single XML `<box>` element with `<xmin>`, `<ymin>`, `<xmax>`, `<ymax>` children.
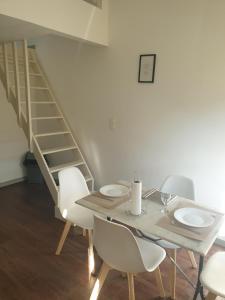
<box><xmin>81</xmin><ymin>192</ymin><xmax>129</xmax><ymax>209</ymax></box>
<box><xmin>157</xmin><ymin>201</ymin><xmax>224</xmax><ymax>241</ymax></box>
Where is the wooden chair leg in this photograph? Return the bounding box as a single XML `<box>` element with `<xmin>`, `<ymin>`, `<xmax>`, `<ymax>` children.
<box><xmin>187</xmin><ymin>250</ymin><xmax>197</xmax><ymax>269</ymax></box>
<box><xmin>154</xmin><ymin>267</ymin><xmax>165</xmax><ymax>298</ymax></box>
<box><xmin>55</xmin><ymin>221</ymin><xmax>73</xmax><ymax>255</ymax></box>
<box><xmin>90</xmin><ymin>262</ymin><xmax>111</xmax><ymax>300</ymax></box>
<box><xmin>205</xmin><ymin>292</ymin><xmax>217</xmax><ymax>300</ymax></box>
<box><xmin>169</xmin><ymin>248</ymin><xmax>177</xmax><ymax>299</ymax></box>
<box><xmin>88</xmin><ymin>229</ymin><xmax>95</xmax><ymax>276</ymax></box>
<box><xmin>127</xmin><ymin>273</ymin><xmax>135</xmax><ymax>300</ymax></box>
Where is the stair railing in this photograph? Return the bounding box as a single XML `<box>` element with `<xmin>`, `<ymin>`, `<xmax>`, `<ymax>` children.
<box><xmin>12</xmin><ymin>41</ymin><xmax>21</xmax><ymax>125</ymax></box>
<box><xmin>22</xmin><ymin>40</ymin><xmax>33</xmax><ymax>151</ymax></box>
<box><xmin>3</xmin><ymin>43</ymin><xmax>10</xmax><ymax>99</ymax></box>
<box><xmin>1</xmin><ymin>40</ymin><xmax>33</xmax><ymax>151</ymax></box>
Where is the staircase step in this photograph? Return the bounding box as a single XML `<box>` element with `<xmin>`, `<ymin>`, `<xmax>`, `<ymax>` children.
<box><xmin>41</xmin><ymin>145</ymin><xmax>77</xmax><ymax>155</ymax></box>
<box><xmin>50</xmin><ymin>161</ymin><xmax>85</xmax><ymax>173</ymax></box>
<box><xmin>9</xmin><ymin>70</ymin><xmax>41</xmax><ymax>76</ymax></box>
<box><xmin>21</xmin><ymin>101</ymin><xmax>56</xmax><ymax>104</ymax></box>
<box><xmin>29</xmin><ymin>72</ymin><xmax>41</xmax><ymax>76</ymax></box>
<box><xmin>12</xmin><ymin>85</ymin><xmax>48</xmax><ymax>90</ymax></box>
<box><xmin>0</xmin><ymin>57</ymin><xmax>36</xmax><ymax>64</ymax></box>
<box><xmin>3</xmin><ymin>60</ymin><xmax>36</xmax><ymax>65</ymax></box>
<box><xmin>85</xmin><ymin>176</ymin><xmax>93</xmax><ymax>182</ymax></box>
<box><xmin>32</xmin><ymin>100</ymin><xmax>54</xmax><ymax>103</ymax></box>
<box><xmin>32</xmin><ymin>116</ymin><xmax>63</xmax><ymax>120</ymax></box>
<box><xmin>35</xmin><ymin>131</ymin><xmax>71</xmax><ymax>137</ymax></box>
<box><xmin>30</xmin><ymin>86</ymin><xmax>49</xmax><ymax>90</ymax></box>
<box><xmin>31</xmin><ymin>101</ymin><xmax>56</xmax><ymax>104</ymax></box>
<box><xmin>25</xmin><ymin>86</ymin><xmax>48</xmax><ymax>90</ymax></box>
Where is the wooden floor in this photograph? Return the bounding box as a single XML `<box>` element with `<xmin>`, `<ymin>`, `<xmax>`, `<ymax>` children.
<box><xmin>0</xmin><ymin>182</ymin><xmax>223</xmax><ymax>300</ymax></box>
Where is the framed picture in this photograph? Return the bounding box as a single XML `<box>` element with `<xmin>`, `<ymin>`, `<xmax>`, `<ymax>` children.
<box><xmin>138</xmin><ymin>54</ymin><xmax>156</xmax><ymax>83</ymax></box>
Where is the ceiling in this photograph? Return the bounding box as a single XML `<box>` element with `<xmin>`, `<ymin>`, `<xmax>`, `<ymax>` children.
<box><xmin>0</xmin><ymin>14</ymin><xmax>51</xmax><ymax>42</ymax></box>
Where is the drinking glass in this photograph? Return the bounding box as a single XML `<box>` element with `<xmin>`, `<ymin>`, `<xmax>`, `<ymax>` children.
<box><xmin>160</xmin><ymin>192</ymin><xmax>172</xmax><ymax>214</ymax></box>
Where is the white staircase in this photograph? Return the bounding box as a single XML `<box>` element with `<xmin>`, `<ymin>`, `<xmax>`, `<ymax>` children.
<box><xmin>0</xmin><ymin>40</ymin><xmax>94</xmax><ymax>204</ymax></box>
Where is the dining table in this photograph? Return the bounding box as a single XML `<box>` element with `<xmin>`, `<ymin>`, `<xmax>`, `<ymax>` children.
<box><xmin>76</xmin><ymin>186</ymin><xmax>225</xmax><ymax>300</ymax></box>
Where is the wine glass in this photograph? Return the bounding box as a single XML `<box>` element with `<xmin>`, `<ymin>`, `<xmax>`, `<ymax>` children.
<box><xmin>160</xmin><ymin>192</ymin><xmax>172</xmax><ymax>214</ymax></box>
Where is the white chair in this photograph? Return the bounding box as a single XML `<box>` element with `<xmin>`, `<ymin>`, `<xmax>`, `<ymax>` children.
<box><xmin>200</xmin><ymin>251</ymin><xmax>225</xmax><ymax>300</ymax></box>
<box><xmin>141</xmin><ymin>175</ymin><xmax>197</xmax><ymax>299</ymax></box>
<box><xmin>55</xmin><ymin>167</ymin><xmax>95</xmax><ymax>274</ymax></box>
<box><xmin>90</xmin><ymin>215</ymin><xmax>166</xmax><ymax>300</ymax></box>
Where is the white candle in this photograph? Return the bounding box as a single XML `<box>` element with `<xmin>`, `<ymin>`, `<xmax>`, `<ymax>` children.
<box><xmin>130</xmin><ymin>180</ymin><xmax>142</xmax><ymax>215</ymax></box>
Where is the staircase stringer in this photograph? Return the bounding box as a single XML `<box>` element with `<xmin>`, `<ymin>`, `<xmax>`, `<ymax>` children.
<box><xmin>33</xmin><ymin>137</ymin><xmax>58</xmax><ymax>202</ymax></box>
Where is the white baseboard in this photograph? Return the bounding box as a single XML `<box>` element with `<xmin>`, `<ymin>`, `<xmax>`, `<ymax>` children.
<box><xmin>0</xmin><ymin>177</ymin><xmax>26</xmax><ymax>188</ymax></box>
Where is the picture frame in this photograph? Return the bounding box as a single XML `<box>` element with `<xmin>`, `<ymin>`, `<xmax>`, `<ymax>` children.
<box><xmin>138</xmin><ymin>54</ymin><xmax>156</xmax><ymax>83</ymax></box>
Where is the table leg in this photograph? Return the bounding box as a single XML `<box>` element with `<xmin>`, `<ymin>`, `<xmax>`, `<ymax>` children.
<box><xmin>193</xmin><ymin>255</ymin><xmax>205</xmax><ymax>300</ymax></box>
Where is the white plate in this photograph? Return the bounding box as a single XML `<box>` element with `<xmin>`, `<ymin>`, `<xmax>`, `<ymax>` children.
<box><xmin>174</xmin><ymin>207</ymin><xmax>215</xmax><ymax>228</ymax></box>
<box><xmin>99</xmin><ymin>184</ymin><xmax>129</xmax><ymax>198</ymax></box>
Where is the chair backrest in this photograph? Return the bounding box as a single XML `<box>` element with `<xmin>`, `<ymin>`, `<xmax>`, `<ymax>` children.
<box><xmin>160</xmin><ymin>175</ymin><xmax>195</xmax><ymax>200</ymax></box>
<box><xmin>93</xmin><ymin>215</ymin><xmax>146</xmax><ymax>273</ymax></box>
<box><xmin>58</xmin><ymin>167</ymin><xmax>90</xmax><ymax>215</ymax></box>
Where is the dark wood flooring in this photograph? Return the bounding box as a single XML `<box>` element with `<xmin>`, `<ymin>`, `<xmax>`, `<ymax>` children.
<box><xmin>0</xmin><ymin>182</ymin><xmax>223</xmax><ymax>300</ymax></box>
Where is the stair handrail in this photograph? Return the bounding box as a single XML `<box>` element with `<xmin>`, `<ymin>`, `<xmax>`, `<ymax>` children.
<box><xmin>12</xmin><ymin>41</ymin><xmax>22</xmax><ymax>125</ymax></box>
<box><xmin>0</xmin><ymin>40</ymin><xmax>32</xmax><ymax>151</ymax></box>
<box><xmin>3</xmin><ymin>43</ymin><xmax>10</xmax><ymax>99</ymax></box>
<box><xmin>23</xmin><ymin>40</ymin><xmax>33</xmax><ymax>151</ymax></box>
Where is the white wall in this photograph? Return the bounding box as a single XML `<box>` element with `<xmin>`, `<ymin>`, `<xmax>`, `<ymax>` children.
<box><xmin>0</xmin><ymin>0</ymin><xmax>108</xmax><ymax>45</ymax></box>
<box><xmin>0</xmin><ymin>82</ymin><xmax>27</xmax><ymax>183</ymax></box>
<box><xmin>33</xmin><ymin>0</ymin><xmax>225</xmax><ymax>233</ymax></box>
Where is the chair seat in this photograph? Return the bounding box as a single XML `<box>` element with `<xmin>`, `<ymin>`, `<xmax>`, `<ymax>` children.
<box><xmin>66</xmin><ymin>204</ymin><xmax>94</xmax><ymax>230</ymax></box>
<box><xmin>136</xmin><ymin>237</ymin><xmax>166</xmax><ymax>272</ymax></box>
<box><xmin>142</xmin><ymin>233</ymin><xmax>180</xmax><ymax>249</ymax></box>
<box><xmin>201</xmin><ymin>251</ymin><xmax>225</xmax><ymax>298</ymax></box>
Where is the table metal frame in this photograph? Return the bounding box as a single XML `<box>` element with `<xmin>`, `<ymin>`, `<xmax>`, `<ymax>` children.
<box><xmin>193</xmin><ymin>255</ymin><xmax>205</xmax><ymax>300</ymax></box>
<box><xmin>137</xmin><ymin>229</ymin><xmax>205</xmax><ymax>299</ymax></box>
